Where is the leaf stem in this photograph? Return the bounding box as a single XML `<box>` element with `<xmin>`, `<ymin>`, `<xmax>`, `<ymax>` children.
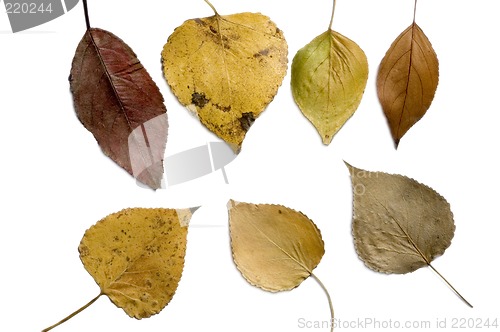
<box><xmin>204</xmin><ymin>0</ymin><xmax>219</xmax><ymax>16</ymax></box>
<box><xmin>311</xmin><ymin>273</ymin><xmax>334</xmax><ymax>332</ymax></box>
<box><xmin>82</xmin><ymin>0</ymin><xmax>91</xmax><ymax>30</ymax></box>
<box><xmin>428</xmin><ymin>264</ymin><xmax>473</xmax><ymax>308</ymax></box>
<box><xmin>328</xmin><ymin>0</ymin><xmax>336</xmax><ymax>30</ymax></box>
<box><xmin>41</xmin><ymin>292</ymin><xmax>103</xmax><ymax>332</ymax></box>
<box><xmin>413</xmin><ymin>0</ymin><xmax>417</xmax><ymax>23</ymax></box>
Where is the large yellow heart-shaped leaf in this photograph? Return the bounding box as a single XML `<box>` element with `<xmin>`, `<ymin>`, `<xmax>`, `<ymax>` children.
<box><xmin>162</xmin><ymin>12</ymin><xmax>288</xmax><ymax>152</ymax></box>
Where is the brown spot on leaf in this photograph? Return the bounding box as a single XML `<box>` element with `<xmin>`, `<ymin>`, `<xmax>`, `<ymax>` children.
<box><xmin>79</xmin><ymin>245</ymin><xmax>89</xmax><ymax>257</ymax></box>
<box><xmin>192</xmin><ymin>92</ymin><xmax>209</xmax><ymax>108</ymax></box>
<box><xmin>215</xmin><ymin>103</ymin><xmax>231</xmax><ymax>112</ymax></box>
<box><xmin>254</xmin><ymin>48</ymin><xmax>270</xmax><ymax>58</ymax></box>
<box><xmin>239</xmin><ymin>112</ymin><xmax>255</xmax><ymax>132</ymax></box>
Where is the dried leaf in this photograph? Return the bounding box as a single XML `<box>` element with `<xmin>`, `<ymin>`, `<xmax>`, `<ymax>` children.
<box><xmin>79</xmin><ymin>208</ymin><xmax>189</xmax><ymax>318</ymax></box>
<box><xmin>346</xmin><ymin>163</ymin><xmax>471</xmax><ymax>307</ymax></box>
<box><xmin>43</xmin><ymin>208</ymin><xmax>191</xmax><ymax>331</ymax></box>
<box><xmin>228</xmin><ymin>200</ymin><xmax>324</xmax><ymax>291</ymax></box>
<box><xmin>70</xmin><ymin>28</ymin><xmax>168</xmax><ymax>189</ymax></box>
<box><xmin>228</xmin><ymin>200</ymin><xmax>334</xmax><ymax>330</ymax></box>
<box><xmin>347</xmin><ymin>164</ymin><xmax>453</xmax><ymax>273</ymax></box>
<box><xmin>161</xmin><ymin>12</ymin><xmax>288</xmax><ymax>152</ymax></box>
<box><xmin>291</xmin><ymin>30</ymin><xmax>368</xmax><ymax>145</ymax></box>
<box><xmin>377</xmin><ymin>23</ymin><xmax>439</xmax><ymax>147</ymax></box>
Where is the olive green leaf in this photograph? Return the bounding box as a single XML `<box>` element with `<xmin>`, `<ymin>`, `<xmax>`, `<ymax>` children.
<box><xmin>346</xmin><ymin>163</ymin><xmax>472</xmax><ymax>307</ymax></box>
<box><xmin>291</xmin><ymin>2</ymin><xmax>368</xmax><ymax>145</ymax></box>
<box><xmin>162</xmin><ymin>1</ymin><xmax>287</xmax><ymax>152</ymax></box>
<box><xmin>228</xmin><ymin>200</ymin><xmax>334</xmax><ymax>331</ymax></box>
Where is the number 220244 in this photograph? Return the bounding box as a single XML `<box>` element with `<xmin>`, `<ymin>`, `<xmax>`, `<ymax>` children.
<box><xmin>5</xmin><ymin>2</ymin><xmax>53</xmax><ymax>14</ymax></box>
<box><xmin>451</xmin><ymin>318</ymin><xmax>498</xmax><ymax>329</ymax></box>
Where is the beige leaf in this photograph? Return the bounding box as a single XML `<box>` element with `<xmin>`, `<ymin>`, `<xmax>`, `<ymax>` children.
<box><xmin>377</xmin><ymin>23</ymin><xmax>439</xmax><ymax>147</ymax></box>
<box><xmin>291</xmin><ymin>30</ymin><xmax>368</xmax><ymax>145</ymax></box>
<box><xmin>346</xmin><ymin>163</ymin><xmax>471</xmax><ymax>307</ymax></box>
<box><xmin>161</xmin><ymin>12</ymin><xmax>288</xmax><ymax>152</ymax></box>
<box><xmin>228</xmin><ymin>200</ymin><xmax>334</xmax><ymax>331</ymax></box>
<box><xmin>228</xmin><ymin>200</ymin><xmax>324</xmax><ymax>291</ymax></box>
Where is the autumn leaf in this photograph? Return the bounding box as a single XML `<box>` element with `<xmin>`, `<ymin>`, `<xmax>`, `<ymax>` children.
<box><xmin>376</xmin><ymin>3</ymin><xmax>439</xmax><ymax>147</ymax></box>
<box><xmin>42</xmin><ymin>207</ymin><xmax>193</xmax><ymax>331</ymax></box>
<box><xmin>228</xmin><ymin>200</ymin><xmax>334</xmax><ymax>331</ymax></box>
<box><xmin>161</xmin><ymin>3</ymin><xmax>288</xmax><ymax>152</ymax></box>
<box><xmin>291</xmin><ymin>2</ymin><xmax>368</xmax><ymax>145</ymax></box>
<box><xmin>346</xmin><ymin>163</ymin><xmax>471</xmax><ymax>307</ymax></box>
<box><xmin>228</xmin><ymin>200</ymin><xmax>323</xmax><ymax>290</ymax></box>
<box><xmin>79</xmin><ymin>208</ymin><xmax>190</xmax><ymax>318</ymax></box>
<box><xmin>70</xmin><ymin>27</ymin><xmax>168</xmax><ymax>189</ymax></box>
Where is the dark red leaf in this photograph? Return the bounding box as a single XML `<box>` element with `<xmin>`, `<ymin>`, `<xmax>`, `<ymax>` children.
<box><xmin>69</xmin><ymin>28</ymin><xmax>167</xmax><ymax>189</ymax></box>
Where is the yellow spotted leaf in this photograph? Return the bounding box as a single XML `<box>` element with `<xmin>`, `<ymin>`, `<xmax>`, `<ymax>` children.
<box><xmin>42</xmin><ymin>208</ymin><xmax>193</xmax><ymax>331</ymax></box>
<box><xmin>291</xmin><ymin>29</ymin><xmax>368</xmax><ymax>145</ymax></box>
<box><xmin>346</xmin><ymin>163</ymin><xmax>471</xmax><ymax>307</ymax></box>
<box><xmin>161</xmin><ymin>11</ymin><xmax>288</xmax><ymax>152</ymax></box>
<box><xmin>228</xmin><ymin>200</ymin><xmax>334</xmax><ymax>331</ymax></box>
<box><xmin>377</xmin><ymin>22</ymin><xmax>439</xmax><ymax>148</ymax></box>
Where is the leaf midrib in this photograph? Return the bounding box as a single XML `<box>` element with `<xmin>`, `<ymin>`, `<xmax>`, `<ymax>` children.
<box><xmin>88</xmin><ymin>29</ymin><xmax>159</xmax><ymax>185</ymax></box>
<box><xmin>372</xmin><ymin>192</ymin><xmax>431</xmax><ymax>265</ymax></box>
<box><xmin>247</xmin><ymin>216</ymin><xmax>314</xmax><ymax>275</ymax></box>
<box><xmin>88</xmin><ymin>29</ymin><xmax>135</xmax><ymax>132</ymax></box>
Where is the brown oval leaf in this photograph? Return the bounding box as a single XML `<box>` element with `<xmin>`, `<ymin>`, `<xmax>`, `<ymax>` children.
<box><xmin>228</xmin><ymin>200</ymin><xmax>324</xmax><ymax>291</ymax></box>
<box><xmin>79</xmin><ymin>207</ymin><xmax>190</xmax><ymax>319</ymax></box>
<box><xmin>70</xmin><ymin>28</ymin><xmax>168</xmax><ymax>189</ymax></box>
<box><xmin>376</xmin><ymin>23</ymin><xmax>439</xmax><ymax>147</ymax></box>
<box><xmin>162</xmin><ymin>12</ymin><xmax>288</xmax><ymax>152</ymax></box>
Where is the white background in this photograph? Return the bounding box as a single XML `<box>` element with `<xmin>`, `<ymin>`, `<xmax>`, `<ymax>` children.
<box><xmin>1</xmin><ymin>0</ymin><xmax>499</xmax><ymax>331</ymax></box>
